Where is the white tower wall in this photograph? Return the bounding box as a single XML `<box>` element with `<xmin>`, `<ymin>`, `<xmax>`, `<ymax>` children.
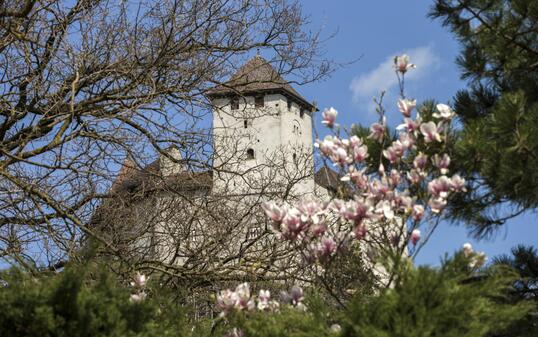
<box><xmin>212</xmin><ymin>93</ymin><xmax>315</xmax><ymax>198</ymax></box>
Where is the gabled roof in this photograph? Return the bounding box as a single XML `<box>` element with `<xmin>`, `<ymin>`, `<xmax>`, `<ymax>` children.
<box><xmin>314</xmin><ymin>166</ymin><xmax>342</xmax><ymax>191</ymax></box>
<box><xmin>111</xmin><ymin>158</ymin><xmax>212</xmax><ymax>197</ymax></box>
<box><xmin>207</xmin><ymin>55</ymin><xmax>316</xmax><ymax>111</ymax></box>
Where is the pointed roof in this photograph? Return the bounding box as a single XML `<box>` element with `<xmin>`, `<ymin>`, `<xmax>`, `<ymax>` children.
<box><xmin>207</xmin><ymin>55</ymin><xmax>316</xmax><ymax>111</ymax></box>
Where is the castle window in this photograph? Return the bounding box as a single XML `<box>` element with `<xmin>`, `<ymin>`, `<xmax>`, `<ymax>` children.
<box><xmin>293</xmin><ymin>153</ymin><xmax>297</xmax><ymax>161</ymax></box>
<box><xmin>246</xmin><ymin>148</ymin><xmax>255</xmax><ymax>160</ymax></box>
<box><xmin>287</xmin><ymin>99</ymin><xmax>292</xmax><ymax>111</ymax></box>
<box><xmin>244</xmin><ymin>119</ymin><xmax>248</xmax><ymax>128</ymax></box>
<box><xmin>255</xmin><ymin>95</ymin><xmax>264</xmax><ymax>108</ymax></box>
<box><xmin>292</xmin><ymin>120</ymin><xmax>300</xmax><ymax>135</ymax></box>
<box><xmin>247</xmin><ymin>226</ymin><xmax>263</xmax><ymax>240</ymax></box>
<box><xmin>300</xmin><ymin>109</ymin><xmax>305</xmax><ymax>118</ymax></box>
<box><xmin>231</xmin><ymin>97</ymin><xmax>239</xmax><ymax>110</ymax></box>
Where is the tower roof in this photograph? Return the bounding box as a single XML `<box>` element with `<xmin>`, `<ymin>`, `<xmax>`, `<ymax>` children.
<box><xmin>207</xmin><ymin>55</ymin><xmax>316</xmax><ymax>111</ymax></box>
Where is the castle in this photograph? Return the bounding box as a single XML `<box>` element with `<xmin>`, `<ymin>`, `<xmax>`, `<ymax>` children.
<box><xmin>96</xmin><ymin>55</ymin><xmax>341</xmax><ymax>288</ymax></box>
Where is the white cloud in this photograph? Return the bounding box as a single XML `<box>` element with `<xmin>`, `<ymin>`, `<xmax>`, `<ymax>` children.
<box><xmin>350</xmin><ymin>45</ymin><xmax>440</xmax><ymax>112</ymax></box>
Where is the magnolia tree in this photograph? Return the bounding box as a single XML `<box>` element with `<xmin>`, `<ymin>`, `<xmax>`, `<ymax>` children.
<box><xmin>256</xmin><ymin>54</ymin><xmax>480</xmax><ymax>296</ymax></box>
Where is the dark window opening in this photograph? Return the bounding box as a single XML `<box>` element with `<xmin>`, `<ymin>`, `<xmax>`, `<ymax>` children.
<box><xmin>255</xmin><ymin>95</ymin><xmax>264</xmax><ymax>108</ymax></box>
<box><xmin>231</xmin><ymin>98</ymin><xmax>239</xmax><ymax>110</ymax></box>
<box><xmin>288</xmin><ymin>100</ymin><xmax>293</xmax><ymax>111</ymax></box>
<box><xmin>248</xmin><ymin>227</ymin><xmax>263</xmax><ymax>240</ymax></box>
<box><xmin>246</xmin><ymin>148</ymin><xmax>255</xmax><ymax>160</ymax></box>
<box><xmin>300</xmin><ymin>109</ymin><xmax>305</xmax><ymax>118</ymax></box>
<box><xmin>293</xmin><ymin>153</ymin><xmax>297</xmax><ymax>161</ymax></box>
<box><xmin>244</xmin><ymin>120</ymin><xmax>248</xmax><ymax>128</ymax></box>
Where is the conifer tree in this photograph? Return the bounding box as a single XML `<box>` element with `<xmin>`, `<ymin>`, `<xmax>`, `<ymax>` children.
<box><xmin>429</xmin><ymin>0</ymin><xmax>538</xmax><ymax>237</ymax></box>
<box><xmin>491</xmin><ymin>245</ymin><xmax>538</xmax><ymax>336</ymax></box>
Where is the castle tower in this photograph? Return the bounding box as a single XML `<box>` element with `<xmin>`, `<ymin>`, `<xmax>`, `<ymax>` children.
<box><xmin>207</xmin><ymin>56</ymin><xmax>317</xmax><ymax>197</ymax></box>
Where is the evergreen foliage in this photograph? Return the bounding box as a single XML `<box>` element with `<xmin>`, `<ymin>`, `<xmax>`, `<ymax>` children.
<box><xmin>0</xmin><ymin>253</ymin><xmax>532</xmax><ymax>337</ymax></box>
<box><xmin>429</xmin><ymin>0</ymin><xmax>538</xmax><ymax>237</ymax></box>
<box><xmin>340</xmin><ymin>253</ymin><xmax>531</xmax><ymax>337</ymax></box>
<box><xmin>490</xmin><ymin>245</ymin><xmax>538</xmax><ymax>336</ymax></box>
<box><xmin>0</xmin><ymin>264</ymin><xmax>194</xmax><ymax>337</ymax></box>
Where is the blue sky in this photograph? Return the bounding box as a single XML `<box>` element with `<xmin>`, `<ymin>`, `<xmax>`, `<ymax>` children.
<box><xmin>296</xmin><ymin>0</ymin><xmax>537</xmax><ymax>265</ymax></box>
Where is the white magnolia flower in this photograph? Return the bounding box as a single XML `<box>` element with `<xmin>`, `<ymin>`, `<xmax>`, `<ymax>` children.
<box><xmin>397</xmin><ymin>98</ymin><xmax>417</xmax><ymax>117</ymax></box>
<box><xmin>394</xmin><ymin>54</ymin><xmax>416</xmax><ymax>73</ymax></box>
<box><xmin>130</xmin><ymin>292</ymin><xmax>147</xmax><ymax>303</ymax></box>
<box><xmin>130</xmin><ymin>272</ymin><xmax>148</xmax><ymax>289</ymax></box>
<box><xmin>462</xmin><ymin>242</ymin><xmax>473</xmax><ymax>257</ymax></box>
<box><xmin>322</xmin><ymin>107</ymin><xmax>338</xmax><ymax>128</ymax></box>
<box><xmin>433</xmin><ymin>103</ymin><xmax>455</xmax><ymax>120</ymax></box>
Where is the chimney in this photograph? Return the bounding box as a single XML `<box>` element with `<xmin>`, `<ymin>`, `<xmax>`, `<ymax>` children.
<box><xmin>160</xmin><ymin>145</ymin><xmax>184</xmax><ymax>176</ymax></box>
<box><xmin>111</xmin><ymin>156</ymin><xmax>137</xmax><ymax>192</ymax></box>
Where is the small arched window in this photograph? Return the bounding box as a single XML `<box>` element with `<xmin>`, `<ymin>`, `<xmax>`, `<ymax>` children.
<box><xmin>244</xmin><ymin>119</ymin><xmax>248</xmax><ymax>129</ymax></box>
<box><xmin>246</xmin><ymin>148</ymin><xmax>255</xmax><ymax>160</ymax></box>
<box><xmin>292</xmin><ymin>120</ymin><xmax>301</xmax><ymax>135</ymax></box>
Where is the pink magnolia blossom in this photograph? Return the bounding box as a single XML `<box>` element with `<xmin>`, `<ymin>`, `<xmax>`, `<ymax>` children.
<box><xmin>428</xmin><ymin>197</ymin><xmax>447</xmax><ymax>214</ymax></box>
<box><xmin>396</xmin><ymin>117</ymin><xmax>421</xmax><ymax>135</ymax></box>
<box><xmin>261</xmin><ymin>201</ymin><xmax>287</xmax><ymax>222</ymax></box>
<box><xmin>353</xmin><ymin>144</ymin><xmax>369</xmax><ymax>162</ymax></box>
<box><xmin>341</xmin><ymin>166</ymin><xmax>368</xmax><ymax>190</ymax></box>
<box><xmin>257</xmin><ymin>290</ymin><xmax>272</xmax><ymax>311</ymax></box>
<box><xmin>234</xmin><ymin>283</ymin><xmax>255</xmax><ymax>311</ymax></box>
<box><xmin>321</xmin><ymin>107</ymin><xmax>338</xmax><ymax>128</ymax></box>
<box><xmin>389</xmin><ymin>169</ymin><xmax>402</xmax><ymax>186</ymax></box>
<box><xmin>339</xmin><ymin>198</ymin><xmax>373</xmax><ymax>224</ymax></box>
<box><xmin>130</xmin><ymin>272</ymin><xmax>148</xmax><ymax>289</ymax></box>
<box><xmin>399</xmin><ymin>133</ymin><xmax>415</xmax><ymax>149</ymax></box>
<box><xmin>412</xmin><ymin>204</ymin><xmax>425</xmax><ymax>221</ymax></box>
<box><xmin>383</xmin><ymin>140</ymin><xmax>405</xmax><ymax>163</ymax></box>
<box><xmin>428</xmin><ymin>176</ymin><xmax>452</xmax><ymax>199</ymax></box>
<box><xmin>420</xmin><ymin>121</ymin><xmax>442</xmax><ymax>143</ymax></box>
<box><xmin>433</xmin><ymin>103</ymin><xmax>455</xmax><ymax>120</ymax></box>
<box><xmin>370</xmin><ymin>180</ymin><xmax>390</xmax><ymax>199</ymax></box>
<box><xmin>410</xmin><ymin>229</ymin><xmax>421</xmax><ymax>245</ymax></box>
<box><xmin>369</xmin><ymin>121</ymin><xmax>386</xmax><ymax>142</ymax></box>
<box><xmin>378</xmin><ymin>163</ymin><xmax>385</xmax><ymax>176</ymax></box>
<box><xmin>394</xmin><ymin>54</ymin><xmax>416</xmax><ymax>73</ymax></box>
<box><xmin>280</xmin><ymin>286</ymin><xmax>305</xmax><ymax>310</ymax></box>
<box><xmin>350</xmin><ymin>135</ymin><xmax>363</xmax><ymax>148</ymax></box>
<box><xmin>432</xmin><ymin>154</ymin><xmax>451</xmax><ymax>174</ymax></box>
<box><xmin>315</xmin><ymin>136</ymin><xmax>336</xmax><ymax>156</ymax></box>
<box><xmin>397</xmin><ymin>98</ymin><xmax>417</xmax><ymax>117</ymax></box>
<box><xmin>314</xmin><ymin>236</ymin><xmax>337</xmax><ymax>258</ymax></box>
<box><xmin>217</xmin><ymin>289</ymin><xmax>238</xmax><ymax>315</ymax></box>
<box><xmin>397</xmin><ymin>193</ymin><xmax>414</xmax><ymax>212</ymax></box>
<box><xmin>413</xmin><ymin>152</ymin><xmax>428</xmax><ymax>171</ymax></box>
<box><xmin>353</xmin><ymin>223</ymin><xmax>367</xmax><ymax>240</ymax></box>
<box><xmin>281</xmin><ymin>210</ymin><xmax>305</xmax><ymax>239</ymax></box>
<box><xmin>296</xmin><ymin>200</ymin><xmax>323</xmax><ymax>225</ymax></box>
<box><xmin>331</xmin><ymin>146</ymin><xmax>351</xmax><ymax>167</ymax></box>
<box><xmin>450</xmin><ymin>174</ymin><xmax>466</xmax><ymax>192</ymax></box>
<box><xmin>407</xmin><ymin>169</ymin><xmax>423</xmax><ymax>185</ymax></box>
<box><xmin>383</xmin><ymin>146</ymin><xmax>400</xmax><ymax>163</ymax></box>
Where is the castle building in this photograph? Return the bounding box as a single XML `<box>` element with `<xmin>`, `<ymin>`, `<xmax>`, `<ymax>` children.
<box><xmin>97</xmin><ymin>56</ymin><xmax>341</xmax><ymax>281</ymax></box>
